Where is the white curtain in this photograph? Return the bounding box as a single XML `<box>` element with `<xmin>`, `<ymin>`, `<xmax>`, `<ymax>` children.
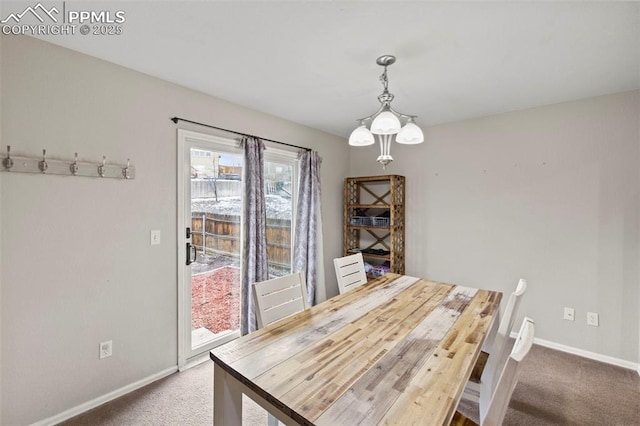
<box><xmin>240</xmin><ymin>137</ymin><xmax>268</xmax><ymax>335</ymax></box>
<box><xmin>294</xmin><ymin>151</ymin><xmax>324</xmax><ymax>306</ymax></box>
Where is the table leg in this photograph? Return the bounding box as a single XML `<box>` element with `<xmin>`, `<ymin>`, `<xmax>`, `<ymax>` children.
<box><xmin>213</xmin><ymin>363</ymin><xmax>242</xmax><ymax>426</ymax></box>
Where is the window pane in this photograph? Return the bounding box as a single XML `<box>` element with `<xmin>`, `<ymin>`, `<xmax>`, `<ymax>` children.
<box><xmin>264</xmin><ymin>160</ymin><xmax>294</xmax><ymax>278</ymax></box>
<box><xmin>190</xmin><ymin>148</ymin><xmax>242</xmax><ymax>349</ymax></box>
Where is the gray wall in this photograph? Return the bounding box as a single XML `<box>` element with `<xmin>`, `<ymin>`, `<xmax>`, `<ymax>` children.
<box><xmin>0</xmin><ymin>35</ymin><xmax>348</xmax><ymax>425</ymax></box>
<box><xmin>350</xmin><ymin>90</ymin><xmax>640</xmax><ymax>364</ymax></box>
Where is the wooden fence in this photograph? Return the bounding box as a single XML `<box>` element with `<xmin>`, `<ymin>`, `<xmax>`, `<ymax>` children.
<box><xmin>191</xmin><ymin>212</ymin><xmax>291</xmax><ymax>270</ymax></box>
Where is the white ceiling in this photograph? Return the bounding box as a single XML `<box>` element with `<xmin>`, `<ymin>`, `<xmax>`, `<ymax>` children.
<box><xmin>26</xmin><ymin>1</ymin><xmax>640</xmax><ymax>138</ymax></box>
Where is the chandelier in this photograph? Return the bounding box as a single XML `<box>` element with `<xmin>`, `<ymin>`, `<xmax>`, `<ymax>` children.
<box><xmin>349</xmin><ymin>55</ymin><xmax>424</xmax><ymax>169</ymax></box>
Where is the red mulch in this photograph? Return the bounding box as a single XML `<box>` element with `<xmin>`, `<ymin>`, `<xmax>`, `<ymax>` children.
<box><xmin>191</xmin><ymin>266</ymin><xmax>241</xmax><ymax>334</ymax></box>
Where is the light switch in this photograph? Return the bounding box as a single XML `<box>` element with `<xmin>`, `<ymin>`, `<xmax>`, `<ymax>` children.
<box><xmin>150</xmin><ymin>230</ymin><xmax>161</xmax><ymax>245</ymax></box>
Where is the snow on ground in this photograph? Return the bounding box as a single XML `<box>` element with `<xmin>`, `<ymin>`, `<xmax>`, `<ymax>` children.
<box><xmin>191</xmin><ymin>195</ymin><xmax>292</xmax><ymax>220</ymax></box>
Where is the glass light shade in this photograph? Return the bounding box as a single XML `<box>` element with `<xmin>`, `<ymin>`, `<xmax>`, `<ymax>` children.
<box><xmin>395</xmin><ymin>122</ymin><xmax>424</xmax><ymax>144</ymax></box>
<box><xmin>348</xmin><ymin>125</ymin><xmax>375</xmax><ymax>146</ymax></box>
<box><xmin>370</xmin><ymin>111</ymin><xmax>401</xmax><ymax>135</ymax></box>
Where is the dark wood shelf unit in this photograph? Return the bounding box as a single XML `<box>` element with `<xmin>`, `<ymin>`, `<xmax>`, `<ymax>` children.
<box><xmin>343</xmin><ymin>175</ymin><xmax>405</xmax><ymax>275</ymax></box>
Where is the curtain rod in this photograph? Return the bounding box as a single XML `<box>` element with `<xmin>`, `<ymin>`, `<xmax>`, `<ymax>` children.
<box><xmin>170</xmin><ymin>117</ymin><xmax>312</xmax><ymax>152</ymax></box>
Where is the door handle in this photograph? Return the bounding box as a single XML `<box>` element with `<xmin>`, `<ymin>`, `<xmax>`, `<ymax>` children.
<box><xmin>186</xmin><ymin>243</ymin><xmax>197</xmax><ymax>265</ymax></box>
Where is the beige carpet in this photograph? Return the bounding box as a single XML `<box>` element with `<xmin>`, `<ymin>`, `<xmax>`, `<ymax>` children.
<box><xmin>61</xmin><ymin>344</ymin><xmax>639</xmax><ymax>425</ymax></box>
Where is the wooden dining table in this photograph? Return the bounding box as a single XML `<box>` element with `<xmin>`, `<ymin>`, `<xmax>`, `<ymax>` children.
<box><xmin>210</xmin><ymin>273</ymin><xmax>502</xmax><ymax>426</ymax></box>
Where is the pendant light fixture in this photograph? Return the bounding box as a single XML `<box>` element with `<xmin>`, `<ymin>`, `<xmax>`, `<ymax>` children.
<box><xmin>348</xmin><ymin>55</ymin><xmax>424</xmax><ymax>169</ymax></box>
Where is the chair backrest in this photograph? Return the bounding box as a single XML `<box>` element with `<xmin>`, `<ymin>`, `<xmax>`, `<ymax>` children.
<box><xmin>498</xmin><ymin>278</ymin><xmax>527</xmax><ymax>337</ymax></box>
<box><xmin>480</xmin><ymin>278</ymin><xmax>527</xmax><ymax>410</ymax></box>
<box><xmin>481</xmin><ymin>317</ymin><xmax>535</xmax><ymax>425</ymax></box>
<box><xmin>333</xmin><ymin>253</ymin><xmax>368</xmax><ymax>294</ymax></box>
<box><xmin>253</xmin><ymin>272</ymin><xmax>309</xmax><ymax>329</ymax></box>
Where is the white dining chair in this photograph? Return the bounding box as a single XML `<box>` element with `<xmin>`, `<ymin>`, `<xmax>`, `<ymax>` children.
<box><xmin>488</xmin><ymin>278</ymin><xmax>527</xmax><ymax>353</ymax></box>
<box><xmin>253</xmin><ymin>271</ymin><xmax>309</xmax><ymax>329</ymax></box>
<box><xmin>252</xmin><ymin>272</ymin><xmax>309</xmax><ymax>425</ymax></box>
<box><xmin>460</xmin><ymin>277</ymin><xmax>527</xmax><ymax>419</ymax></box>
<box><xmin>469</xmin><ymin>278</ymin><xmax>527</xmax><ymax>385</ymax></box>
<box><xmin>333</xmin><ymin>253</ymin><xmax>368</xmax><ymax>294</ymax></box>
<box><xmin>479</xmin><ymin>278</ymin><xmax>526</xmax><ymax>399</ymax></box>
<box><xmin>451</xmin><ymin>317</ymin><xmax>535</xmax><ymax>426</ymax></box>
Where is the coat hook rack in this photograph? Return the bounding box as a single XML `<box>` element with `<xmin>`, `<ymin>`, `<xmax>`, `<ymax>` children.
<box><xmin>39</xmin><ymin>149</ymin><xmax>48</xmax><ymax>173</ymax></box>
<box><xmin>3</xmin><ymin>145</ymin><xmax>14</xmax><ymax>170</ymax></box>
<box><xmin>122</xmin><ymin>158</ymin><xmax>132</xmax><ymax>179</ymax></box>
<box><xmin>1</xmin><ymin>146</ymin><xmax>135</xmax><ymax>180</ymax></box>
<box><xmin>70</xmin><ymin>152</ymin><xmax>79</xmax><ymax>175</ymax></box>
<box><xmin>98</xmin><ymin>155</ymin><xmax>107</xmax><ymax>177</ymax></box>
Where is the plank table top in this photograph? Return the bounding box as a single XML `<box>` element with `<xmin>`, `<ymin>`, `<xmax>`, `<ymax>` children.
<box><xmin>210</xmin><ymin>273</ymin><xmax>502</xmax><ymax>426</ymax></box>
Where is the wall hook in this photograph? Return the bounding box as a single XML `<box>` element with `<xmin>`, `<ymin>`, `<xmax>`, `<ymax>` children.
<box><xmin>70</xmin><ymin>152</ymin><xmax>79</xmax><ymax>175</ymax></box>
<box><xmin>98</xmin><ymin>155</ymin><xmax>107</xmax><ymax>177</ymax></box>
<box><xmin>38</xmin><ymin>149</ymin><xmax>48</xmax><ymax>173</ymax></box>
<box><xmin>1</xmin><ymin>149</ymin><xmax>134</xmax><ymax>179</ymax></box>
<box><xmin>122</xmin><ymin>158</ymin><xmax>131</xmax><ymax>179</ymax></box>
<box><xmin>3</xmin><ymin>145</ymin><xmax>14</xmax><ymax>171</ymax></box>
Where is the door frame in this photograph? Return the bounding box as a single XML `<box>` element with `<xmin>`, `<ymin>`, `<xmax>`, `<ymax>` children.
<box><xmin>177</xmin><ymin>130</ymin><xmax>301</xmax><ymax>369</ymax></box>
<box><xmin>177</xmin><ymin>129</ymin><xmax>243</xmax><ymax>370</ymax></box>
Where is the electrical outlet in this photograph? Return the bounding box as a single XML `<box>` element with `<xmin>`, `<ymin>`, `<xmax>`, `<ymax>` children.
<box><xmin>563</xmin><ymin>307</ymin><xmax>575</xmax><ymax>321</ymax></box>
<box><xmin>587</xmin><ymin>312</ymin><xmax>599</xmax><ymax>327</ymax></box>
<box><xmin>150</xmin><ymin>230</ymin><xmax>161</xmax><ymax>245</ymax></box>
<box><xmin>100</xmin><ymin>340</ymin><xmax>113</xmax><ymax>359</ymax></box>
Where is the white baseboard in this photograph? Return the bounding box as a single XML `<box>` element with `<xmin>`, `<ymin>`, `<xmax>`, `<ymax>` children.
<box><xmin>510</xmin><ymin>332</ymin><xmax>640</xmax><ymax>375</ymax></box>
<box><xmin>179</xmin><ymin>352</ymin><xmax>211</xmax><ymax>372</ymax></box>
<box><xmin>25</xmin><ymin>336</ymin><xmax>640</xmax><ymax>425</ymax></box>
<box><xmin>31</xmin><ymin>366</ymin><xmax>178</xmax><ymax>426</ymax></box>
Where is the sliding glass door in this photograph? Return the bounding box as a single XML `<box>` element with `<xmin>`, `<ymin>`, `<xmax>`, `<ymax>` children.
<box><xmin>178</xmin><ymin>131</ymin><xmax>243</xmax><ymax>367</ymax></box>
<box><xmin>177</xmin><ymin>130</ymin><xmax>297</xmax><ymax>368</ymax></box>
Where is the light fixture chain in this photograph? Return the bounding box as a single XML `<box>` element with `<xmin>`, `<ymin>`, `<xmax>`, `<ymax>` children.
<box><xmin>379</xmin><ymin>65</ymin><xmax>389</xmax><ymax>91</ymax></box>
